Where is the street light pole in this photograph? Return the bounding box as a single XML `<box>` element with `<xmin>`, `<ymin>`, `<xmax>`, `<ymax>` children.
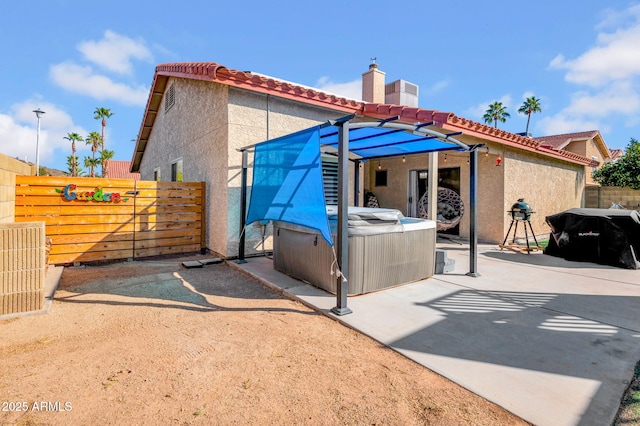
<box><xmin>33</xmin><ymin>108</ymin><xmax>45</xmax><ymax>176</ymax></box>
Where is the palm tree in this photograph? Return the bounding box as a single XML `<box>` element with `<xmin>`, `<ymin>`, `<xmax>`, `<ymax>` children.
<box><xmin>94</xmin><ymin>107</ymin><xmax>113</xmax><ymax>177</ymax></box>
<box><xmin>84</xmin><ymin>132</ymin><xmax>101</xmax><ymax>177</ymax></box>
<box><xmin>63</xmin><ymin>132</ymin><xmax>83</xmax><ymax>177</ymax></box>
<box><xmin>66</xmin><ymin>155</ymin><xmax>84</xmax><ymax>176</ymax></box>
<box><xmin>100</xmin><ymin>149</ymin><xmax>115</xmax><ymax>179</ymax></box>
<box><xmin>84</xmin><ymin>156</ymin><xmax>100</xmax><ymax>178</ymax></box>
<box><xmin>483</xmin><ymin>101</ymin><xmax>511</xmax><ymax>128</ymax></box>
<box><xmin>517</xmin><ymin>96</ymin><xmax>542</xmax><ymax>136</ymax></box>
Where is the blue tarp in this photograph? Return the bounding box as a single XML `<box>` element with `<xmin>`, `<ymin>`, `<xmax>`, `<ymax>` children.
<box><xmin>319</xmin><ymin>125</ymin><xmax>467</xmax><ymax>159</ymax></box>
<box><xmin>246</xmin><ymin>126</ymin><xmax>333</xmax><ymax>246</ymax></box>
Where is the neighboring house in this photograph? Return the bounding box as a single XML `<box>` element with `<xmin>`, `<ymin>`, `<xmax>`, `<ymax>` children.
<box><xmin>533</xmin><ymin>131</ymin><xmax>610</xmax><ymax>185</ymax></box>
<box><xmin>609</xmin><ymin>148</ymin><xmax>623</xmax><ymax>162</ymax></box>
<box><xmin>131</xmin><ymin>61</ymin><xmax>609</xmax><ymax>257</ymax></box>
<box><xmin>107</xmin><ymin>160</ymin><xmax>140</xmax><ymax>180</ymax></box>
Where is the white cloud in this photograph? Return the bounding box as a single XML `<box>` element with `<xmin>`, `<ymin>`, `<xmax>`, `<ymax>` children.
<box><xmin>596</xmin><ymin>4</ymin><xmax>640</xmax><ymax>31</ymax></box>
<box><xmin>77</xmin><ymin>30</ymin><xmax>153</xmax><ymax>75</ymax></box>
<box><xmin>564</xmin><ymin>82</ymin><xmax>640</xmax><ymax>117</ymax></box>
<box><xmin>0</xmin><ymin>101</ymin><xmax>90</xmax><ymax>167</ymax></box>
<box><xmin>549</xmin><ymin>7</ymin><xmax>640</xmax><ymax>86</ymax></box>
<box><xmin>543</xmin><ymin>4</ymin><xmax>640</xmax><ymax>140</ymax></box>
<box><xmin>315</xmin><ymin>77</ymin><xmax>362</xmax><ymax>100</ymax></box>
<box><xmin>537</xmin><ymin>114</ymin><xmax>603</xmax><ymax>136</ymax></box>
<box><xmin>424</xmin><ymin>79</ymin><xmax>449</xmax><ymax>95</ymax></box>
<box><xmin>465</xmin><ymin>94</ymin><xmax>513</xmax><ymax>121</ymax></box>
<box><xmin>50</xmin><ymin>62</ymin><xmax>149</xmax><ymax>106</ymax></box>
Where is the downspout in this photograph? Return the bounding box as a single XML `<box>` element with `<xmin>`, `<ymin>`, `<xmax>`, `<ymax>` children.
<box><xmin>266</xmin><ymin>94</ymin><xmax>270</xmax><ymax>141</ymax></box>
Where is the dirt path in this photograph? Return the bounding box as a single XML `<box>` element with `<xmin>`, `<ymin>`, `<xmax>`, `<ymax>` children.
<box><xmin>1</xmin><ymin>257</ymin><xmax>529</xmax><ymax>425</ymax></box>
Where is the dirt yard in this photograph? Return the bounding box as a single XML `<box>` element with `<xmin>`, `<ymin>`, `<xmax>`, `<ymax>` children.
<box><xmin>0</xmin><ymin>256</ymin><xmax>530</xmax><ymax>425</ymax></box>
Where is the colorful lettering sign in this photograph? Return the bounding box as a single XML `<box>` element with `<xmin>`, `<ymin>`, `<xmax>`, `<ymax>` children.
<box><xmin>55</xmin><ymin>184</ymin><xmax>130</xmax><ymax>203</ymax></box>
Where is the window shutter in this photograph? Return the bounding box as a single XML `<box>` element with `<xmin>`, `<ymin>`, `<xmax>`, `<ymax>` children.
<box><xmin>321</xmin><ymin>159</ymin><xmax>338</xmax><ymax>205</ymax></box>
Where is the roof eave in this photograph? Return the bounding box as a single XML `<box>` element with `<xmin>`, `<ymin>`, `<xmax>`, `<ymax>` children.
<box><xmin>130</xmin><ymin>63</ymin><xmax>364</xmax><ymax>172</ymax></box>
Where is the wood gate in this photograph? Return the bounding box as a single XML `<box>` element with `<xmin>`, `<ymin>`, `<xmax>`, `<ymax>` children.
<box><xmin>14</xmin><ymin>176</ymin><xmax>206</xmax><ymax>264</ymax></box>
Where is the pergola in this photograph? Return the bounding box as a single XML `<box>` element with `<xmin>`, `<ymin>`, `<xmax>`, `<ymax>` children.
<box><xmin>238</xmin><ymin>114</ymin><xmax>482</xmax><ymax>315</ymax></box>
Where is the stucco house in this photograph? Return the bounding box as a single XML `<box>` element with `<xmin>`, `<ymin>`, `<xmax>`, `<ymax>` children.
<box><xmin>131</xmin><ymin>61</ymin><xmax>612</xmax><ymax>257</ymax></box>
<box><xmin>533</xmin><ymin>131</ymin><xmax>612</xmax><ymax>186</ymax></box>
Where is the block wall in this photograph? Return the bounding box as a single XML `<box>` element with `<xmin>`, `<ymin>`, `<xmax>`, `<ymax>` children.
<box><xmin>0</xmin><ymin>154</ymin><xmax>33</xmax><ymax>223</ymax></box>
<box><xmin>1</xmin><ymin>222</ymin><xmax>45</xmax><ymax>316</ymax></box>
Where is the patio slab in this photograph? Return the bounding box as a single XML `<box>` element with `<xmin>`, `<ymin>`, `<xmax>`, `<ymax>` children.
<box><xmin>233</xmin><ymin>242</ymin><xmax>640</xmax><ymax>426</ymax></box>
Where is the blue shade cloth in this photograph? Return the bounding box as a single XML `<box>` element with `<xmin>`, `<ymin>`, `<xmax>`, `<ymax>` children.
<box><xmin>246</xmin><ymin>126</ymin><xmax>333</xmax><ymax>246</ymax></box>
<box><xmin>319</xmin><ymin>125</ymin><xmax>466</xmax><ymax>158</ymax></box>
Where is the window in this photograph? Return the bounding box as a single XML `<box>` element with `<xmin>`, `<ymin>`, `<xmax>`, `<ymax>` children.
<box><xmin>321</xmin><ymin>157</ymin><xmax>338</xmax><ymax>205</ymax></box>
<box><xmin>164</xmin><ymin>84</ymin><xmax>175</xmax><ymax>113</ymax></box>
<box><xmin>375</xmin><ymin>170</ymin><xmax>387</xmax><ymax>187</ymax></box>
<box><xmin>591</xmin><ymin>156</ymin><xmax>599</xmax><ymax>174</ymax></box>
<box><xmin>153</xmin><ymin>168</ymin><xmax>161</xmax><ymax>181</ymax></box>
<box><xmin>171</xmin><ymin>159</ymin><xmax>183</xmax><ymax>182</ymax></box>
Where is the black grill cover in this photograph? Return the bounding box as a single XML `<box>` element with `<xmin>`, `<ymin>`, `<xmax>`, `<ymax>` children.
<box><xmin>544</xmin><ymin>208</ymin><xmax>640</xmax><ymax>269</ymax></box>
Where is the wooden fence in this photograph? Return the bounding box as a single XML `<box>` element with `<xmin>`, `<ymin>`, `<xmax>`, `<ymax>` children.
<box><xmin>14</xmin><ymin>176</ymin><xmax>205</xmax><ymax>265</ymax></box>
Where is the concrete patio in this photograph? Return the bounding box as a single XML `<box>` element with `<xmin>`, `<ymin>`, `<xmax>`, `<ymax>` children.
<box><xmin>233</xmin><ymin>241</ymin><xmax>640</xmax><ymax>426</ymax></box>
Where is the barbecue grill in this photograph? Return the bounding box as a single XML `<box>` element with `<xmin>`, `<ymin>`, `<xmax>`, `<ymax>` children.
<box><xmin>500</xmin><ymin>198</ymin><xmax>542</xmax><ymax>253</ymax></box>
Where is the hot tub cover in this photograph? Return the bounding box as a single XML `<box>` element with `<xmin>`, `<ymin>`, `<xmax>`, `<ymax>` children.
<box><xmin>544</xmin><ymin>208</ymin><xmax>640</xmax><ymax>269</ymax></box>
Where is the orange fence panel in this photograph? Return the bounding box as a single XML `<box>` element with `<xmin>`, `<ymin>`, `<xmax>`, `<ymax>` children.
<box><xmin>15</xmin><ymin>176</ymin><xmax>206</xmax><ymax>264</ymax></box>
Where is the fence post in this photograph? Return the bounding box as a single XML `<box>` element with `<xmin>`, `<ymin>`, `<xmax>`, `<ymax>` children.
<box><xmin>200</xmin><ymin>181</ymin><xmax>207</xmax><ymax>254</ymax></box>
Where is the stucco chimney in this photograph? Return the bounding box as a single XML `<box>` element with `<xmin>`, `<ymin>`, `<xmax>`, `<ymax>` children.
<box><xmin>362</xmin><ymin>63</ymin><xmax>385</xmax><ymax>103</ymax></box>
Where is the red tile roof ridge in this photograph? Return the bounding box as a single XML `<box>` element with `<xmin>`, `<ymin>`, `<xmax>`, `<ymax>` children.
<box><xmin>364</xmin><ymin>103</ymin><xmax>594</xmax><ymax>164</ymax></box>
<box><xmin>155</xmin><ymin>62</ymin><xmax>364</xmax><ymax>111</ymax></box>
<box><xmin>610</xmin><ymin>148</ymin><xmax>623</xmax><ymax>160</ymax></box>
<box><xmin>132</xmin><ymin>61</ymin><xmax>599</xmax><ymax>170</ymax></box>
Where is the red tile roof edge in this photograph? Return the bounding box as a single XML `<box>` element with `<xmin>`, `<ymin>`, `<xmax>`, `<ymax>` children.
<box><xmin>610</xmin><ymin>149</ymin><xmax>623</xmax><ymax>160</ymax></box>
<box><xmin>155</xmin><ymin>62</ymin><xmax>364</xmax><ymax>112</ymax></box>
<box><xmin>131</xmin><ymin>61</ymin><xmax>596</xmax><ymax>170</ymax></box>
<box><xmin>362</xmin><ymin>103</ymin><xmax>594</xmax><ymax>165</ymax></box>
<box><xmin>109</xmin><ymin>160</ymin><xmax>140</xmax><ymax>180</ymax></box>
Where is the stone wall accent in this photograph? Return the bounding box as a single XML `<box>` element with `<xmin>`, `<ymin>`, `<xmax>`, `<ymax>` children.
<box><xmin>0</xmin><ymin>153</ymin><xmax>32</xmax><ymax>223</ymax></box>
<box><xmin>0</xmin><ymin>222</ymin><xmax>45</xmax><ymax>316</ymax></box>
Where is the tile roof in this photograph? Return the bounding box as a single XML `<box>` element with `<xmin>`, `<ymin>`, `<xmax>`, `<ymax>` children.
<box><xmin>532</xmin><ymin>130</ymin><xmax>610</xmax><ymax>163</ymax></box>
<box><xmin>108</xmin><ymin>160</ymin><xmax>140</xmax><ymax>180</ymax></box>
<box><xmin>532</xmin><ymin>131</ymin><xmax>599</xmax><ymax>150</ymax></box>
<box><xmin>132</xmin><ymin>61</ymin><xmax>602</xmax><ymax>171</ymax></box>
<box><xmin>610</xmin><ymin>149</ymin><xmax>623</xmax><ymax>161</ymax></box>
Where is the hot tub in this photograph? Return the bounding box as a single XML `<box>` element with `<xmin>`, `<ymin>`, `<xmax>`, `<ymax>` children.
<box><xmin>273</xmin><ymin>207</ymin><xmax>436</xmax><ymax>295</ymax></box>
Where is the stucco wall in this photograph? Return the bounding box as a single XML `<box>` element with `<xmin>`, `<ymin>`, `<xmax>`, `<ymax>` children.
<box><xmin>503</xmin><ymin>149</ymin><xmax>585</xmax><ymax>241</ymax></box>
<box><xmin>365</xmin><ymin>147</ymin><xmax>506</xmax><ymax>243</ymax></box>
<box><xmin>138</xmin><ymin>78</ymin><xmax>230</xmax><ymax>255</ymax></box>
<box><xmin>364</xmin><ymin>141</ymin><xmax>586</xmax><ymax>243</ymax></box>
<box><xmin>0</xmin><ymin>153</ymin><xmax>32</xmax><ymax>223</ymax></box>
<box><xmin>226</xmin><ymin>90</ymin><xmax>349</xmax><ymax>256</ymax></box>
<box><xmin>139</xmin><ymin>79</ymin><xmax>362</xmax><ymax>257</ymax></box>
<box><xmin>564</xmin><ymin>139</ymin><xmax>604</xmax><ymax>186</ymax></box>
<box><xmin>584</xmin><ymin>139</ymin><xmax>604</xmax><ymax>185</ymax></box>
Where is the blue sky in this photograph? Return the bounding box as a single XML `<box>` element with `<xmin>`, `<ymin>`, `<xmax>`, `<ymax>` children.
<box><xmin>2</xmin><ymin>1</ymin><xmax>640</xmax><ymax>173</ymax></box>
